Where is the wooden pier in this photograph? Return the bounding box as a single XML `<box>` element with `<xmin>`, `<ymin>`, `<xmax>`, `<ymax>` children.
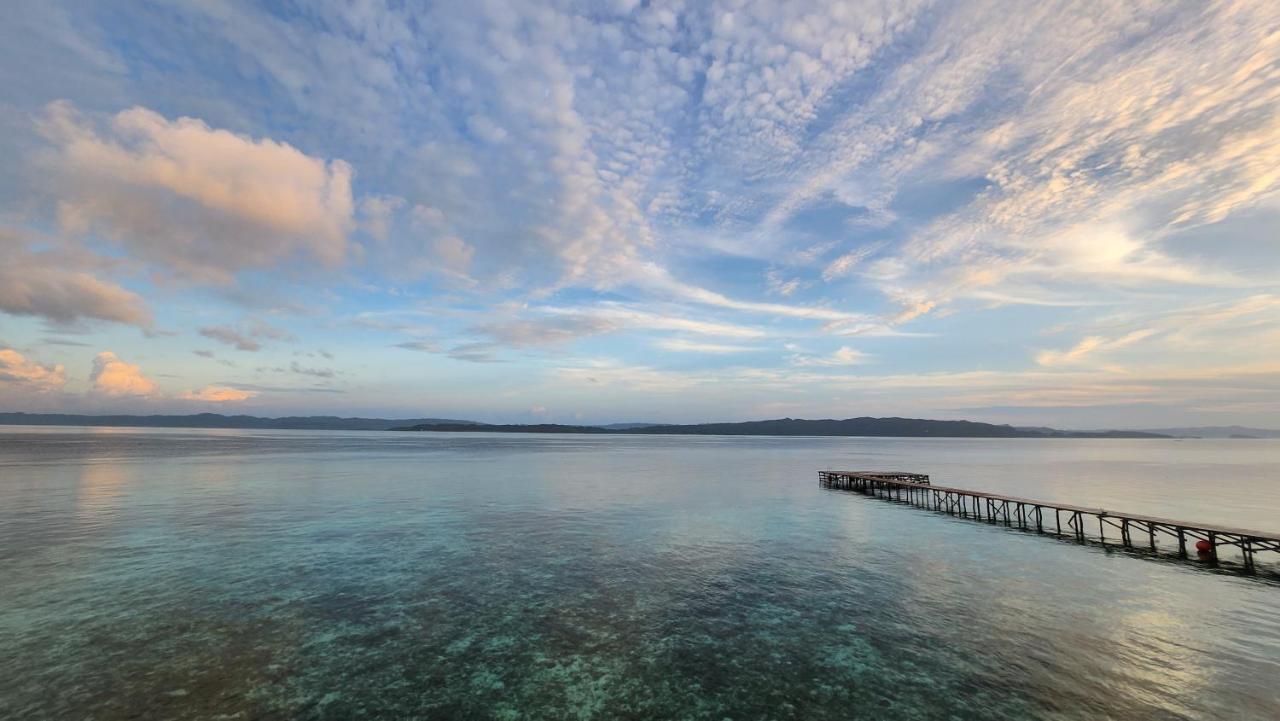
<box><xmin>820</xmin><ymin>471</ymin><xmax>1280</xmax><ymax>573</ymax></box>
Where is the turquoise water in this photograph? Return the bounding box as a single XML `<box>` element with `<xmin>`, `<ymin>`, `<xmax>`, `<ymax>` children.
<box><xmin>1</xmin><ymin>428</ymin><xmax>1278</xmax><ymax>719</ymax></box>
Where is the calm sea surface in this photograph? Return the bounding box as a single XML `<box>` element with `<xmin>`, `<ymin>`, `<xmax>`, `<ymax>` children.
<box><xmin>2</xmin><ymin>427</ymin><xmax>1278</xmax><ymax>720</ymax></box>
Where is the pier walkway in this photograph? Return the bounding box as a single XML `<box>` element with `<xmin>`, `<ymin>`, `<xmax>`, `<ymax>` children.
<box><xmin>819</xmin><ymin>470</ymin><xmax>1280</xmax><ymax>573</ymax></box>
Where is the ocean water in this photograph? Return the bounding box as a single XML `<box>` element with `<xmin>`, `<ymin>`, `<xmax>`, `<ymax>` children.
<box><xmin>1</xmin><ymin>427</ymin><xmax>1278</xmax><ymax>720</ymax></box>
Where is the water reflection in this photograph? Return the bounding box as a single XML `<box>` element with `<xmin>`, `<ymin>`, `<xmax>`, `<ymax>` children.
<box><xmin>76</xmin><ymin>461</ymin><xmax>132</xmax><ymax>515</ymax></box>
<box><xmin>1</xmin><ymin>429</ymin><xmax>1278</xmax><ymax>720</ymax></box>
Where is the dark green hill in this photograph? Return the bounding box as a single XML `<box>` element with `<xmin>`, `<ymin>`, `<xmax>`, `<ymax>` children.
<box><xmin>0</xmin><ymin>412</ymin><xmax>478</xmax><ymax>431</ymax></box>
<box><xmin>395</xmin><ymin>416</ymin><xmax>1170</xmax><ymax>438</ymax></box>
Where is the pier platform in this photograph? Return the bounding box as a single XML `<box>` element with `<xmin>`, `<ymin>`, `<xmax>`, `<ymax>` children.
<box><xmin>820</xmin><ymin>470</ymin><xmax>1280</xmax><ymax>573</ymax></box>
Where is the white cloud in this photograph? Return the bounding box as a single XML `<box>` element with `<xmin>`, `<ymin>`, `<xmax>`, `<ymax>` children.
<box><xmin>0</xmin><ymin>229</ymin><xmax>151</xmax><ymax>327</ymax></box>
<box><xmin>1036</xmin><ymin>329</ymin><xmax>1157</xmax><ymax>367</ymax></box>
<box><xmin>2</xmin><ymin>1</ymin><xmax>1279</xmax><ymax>426</ymax></box>
<box><xmin>655</xmin><ymin>339</ymin><xmax>760</xmax><ymax>354</ymax></box>
<box><xmin>0</xmin><ymin>348</ymin><xmax>66</xmax><ymax>393</ymax></box>
<box><xmin>475</xmin><ymin>315</ymin><xmax>620</xmax><ymax>348</ymax></box>
<box><xmin>360</xmin><ymin>195</ymin><xmax>406</xmax><ymax>242</ymax></box>
<box><xmin>1036</xmin><ymin>295</ymin><xmax>1280</xmax><ymax>369</ymax></box>
<box><xmin>754</xmin><ymin>0</ymin><xmax>1280</xmax><ymax>322</ymax></box>
<box><xmin>38</xmin><ymin>101</ymin><xmax>355</xmax><ymax>284</ymax></box>
<box><xmin>466</xmin><ymin>115</ymin><xmax>508</xmax><ymax>144</ymax></box>
<box><xmin>790</xmin><ymin>346</ymin><xmax>869</xmax><ymax>367</ymax></box>
<box><xmin>695</xmin><ymin>1</ymin><xmax>924</xmax><ymax>177</ymax></box>
<box><xmin>179</xmin><ymin>386</ymin><xmax>258</xmax><ymax>402</ymax></box>
<box><xmin>434</xmin><ymin>236</ymin><xmax>475</xmax><ymax>274</ymax></box>
<box><xmin>411</xmin><ymin>205</ymin><xmax>446</xmax><ymax>226</ymax></box>
<box><xmin>90</xmin><ymin>351</ymin><xmax>159</xmax><ymax>397</ymax></box>
<box><xmin>538</xmin><ymin>303</ymin><xmax>766</xmax><ymax>339</ymax></box>
<box><xmin>635</xmin><ymin>265</ymin><xmax>870</xmax><ymax>323</ymax></box>
<box><xmin>821</xmin><ymin>245</ymin><xmax>877</xmax><ymax>282</ymax></box>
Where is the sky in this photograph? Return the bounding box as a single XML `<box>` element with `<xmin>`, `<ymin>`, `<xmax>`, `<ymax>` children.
<box><xmin>1</xmin><ymin>0</ymin><xmax>1278</xmax><ymax>428</ymax></box>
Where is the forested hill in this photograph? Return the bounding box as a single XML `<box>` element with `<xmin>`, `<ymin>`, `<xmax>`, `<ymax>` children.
<box><xmin>0</xmin><ymin>412</ymin><xmax>1172</xmax><ymax>437</ymax></box>
<box><xmin>395</xmin><ymin>417</ymin><xmax>1169</xmax><ymax>438</ymax></box>
<box><xmin>0</xmin><ymin>413</ymin><xmax>478</xmax><ymax>431</ymax></box>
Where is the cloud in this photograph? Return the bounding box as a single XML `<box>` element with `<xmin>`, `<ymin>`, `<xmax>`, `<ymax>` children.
<box><xmin>790</xmin><ymin>346</ymin><xmax>870</xmax><ymax>367</ymax></box>
<box><xmin>765</xmin><ymin>270</ymin><xmax>803</xmax><ymax>297</ymax></box>
<box><xmin>37</xmin><ymin>101</ymin><xmax>355</xmax><ymax>284</ymax></box>
<box><xmin>393</xmin><ymin>338</ymin><xmax>504</xmax><ymax>363</ymax></box>
<box><xmin>7</xmin><ymin>347</ymin><xmax>256</xmax><ymax>406</ymax></box>
<box><xmin>198</xmin><ymin>319</ymin><xmax>293</xmax><ymax>351</ymax></box>
<box><xmin>445</xmin><ymin>342</ymin><xmax>504</xmax><ymax>363</ymax></box>
<box><xmin>476</xmin><ymin>315</ymin><xmax>621</xmax><ymax>348</ymax></box>
<box><xmin>636</xmin><ymin>265</ymin><xmax>870</xmax><ymax>323</ymax></box>
<box><xmin>694</xmin><ymin>1</ymin><xmax>923</xmax><ymax>178</ymax></box>
<box><xmin>1035</xmin><ymin>295</ymin><xmax>1280</xmax><ymax>369</ymax></box>
<box><xmin>288</xmin><ymin>361</ymin><xmax>334</xmax><ymax>378</ymax></box>
<box><xmin>655</xmin><ymin>339</ymin><xmax>760</xmax><ymax>354</ymax></box>
<box><xmin>434</xmin><ymin>235</ymin><xmax>475</xmax><ymax>275</ymax></box>
<box><xmin>247</xmin><ymin>319</ymin><xmax>295</xmax><ymax>342</ymax></box>
<box><xmin>542</xmin><ymin>304</ymin><xmax>767</xmax><ymax>339</ymax></box>
<box><xmin>359</xmin><ymin>195</ymin><xmax>405</xmax><ymax>242</ymax></box>
<box><xmin>748</xmin><ymin>0</ymin><xmax>1279</xmax><ymax>322</ymax></box>
<box><xmin>3</xmin><ymin>1</ymin><xmax>1279</xmax><ymax>426</ymax></box>
<box><xmin>395</xmin><ymin>302</ymin><xmax>773</xmax><ymax>363</ymax></box>
<box><xmin>179</xmin><ymin>386</ymin><xmax>258</xmax><ymax>402</ymax></box>
<box><xmin>412</xmin><ymin>205</ymin><xmax>446</xmax><ymax>226</ymax></box>
<box><xmin>0</xmin><ymin>230</ymin><xmax>151</xmax><ymax>327</ymax></box>
<box><xmin>199</xmin><ymin>326</ymin><xmax>261</xmax><ymax>352</ymax></box>
<box><xmin>466</xmin><ymin>114</ymin><xmax>508</xmax><ymax>144</ymax></box>
<box><xmin>1036</xmin><ymin>329</ymin><xmax>1157</xmax><ymax>367</ymax></box>
<box><xmin>0</xmin><ymin>348</ymin><xmax>67</xmax><ymax>393</ymax></box>
<box><xmin>253</xmin><ymin>361</ymin><xmax>338</xmax><ymax>378</ymax></box>
<box><xmin>90</xmin><ymin>350</ymin><xmax>159</xmax><ymax>396</ymax></box>
<box><xmin>394</xmin><ymin>340</ymin><xmax>440</xmax><ymax>353</ymax></box>
<box><xmin>821</xmin><ymin>245</ymin><xmax>878</xmax><ymax>282</ymax></box>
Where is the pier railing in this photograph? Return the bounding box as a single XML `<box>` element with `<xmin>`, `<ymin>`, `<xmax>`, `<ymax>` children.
<box><xmin>820</xmin><ymin>470</ymin><xmax>1280</xmax><ymax>573</ymax></box>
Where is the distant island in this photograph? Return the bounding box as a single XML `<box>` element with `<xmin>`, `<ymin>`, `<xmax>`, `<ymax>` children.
<box><xmin>391</xmin><ymin>417</ymin><xmax>1172</xmax><ymax>438</ymax></box>
<box><xmin>1133</xmin><ymin>425</ymin><xmax>1280</xmax><ymax>439</ymax></box>
<box><xmin>10</xmin><ymin>412</ymin><xmax>1277</xmax><ymax>439</ymax></box>
<box><xmin>0</xmin><ymin>412</ymin><xmax>479</xmax><ymax>431</ymax></box>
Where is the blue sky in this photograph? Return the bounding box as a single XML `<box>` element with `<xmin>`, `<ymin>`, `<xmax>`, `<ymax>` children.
<box><xmin>1</xmin><ymin>0</ymin><xmax>1278</xmax><ymax>427</ymax></box>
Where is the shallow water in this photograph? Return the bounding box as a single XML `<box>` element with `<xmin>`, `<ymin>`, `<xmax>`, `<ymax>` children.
<box><xmin>1</xmin><ymin>427</ymin><xmax>1278</xmax><ymax>719</ymax></box>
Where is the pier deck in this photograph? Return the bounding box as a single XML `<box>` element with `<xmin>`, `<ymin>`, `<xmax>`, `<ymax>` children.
<box><xmin>819</xmin><ymin>470</ymin><xmax>1280</xmax><ymax>573</ymax></box>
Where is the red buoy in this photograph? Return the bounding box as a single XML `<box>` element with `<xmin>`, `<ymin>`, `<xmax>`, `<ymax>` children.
<box><xmin>1195</xmin><ymin>539</ymin><xmax>1213</xmax><ymax>553</ymax></box>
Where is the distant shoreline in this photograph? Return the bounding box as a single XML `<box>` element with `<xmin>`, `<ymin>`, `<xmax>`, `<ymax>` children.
<box><xmin>0</xmin><ymin>412</ymin><xmax>1178</xmax><ymax>439</ymax></box>
<box><xmin>389</xmin><ymin>420</ymin><xmax>1170</xmax><ymax>439</ymax></box>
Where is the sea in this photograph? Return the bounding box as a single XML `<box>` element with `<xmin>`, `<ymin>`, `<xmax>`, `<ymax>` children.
<box><xmin>1</xmin><ymin>426</ymin><xmax>1278</xmax><ymax>720</ymax></box>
